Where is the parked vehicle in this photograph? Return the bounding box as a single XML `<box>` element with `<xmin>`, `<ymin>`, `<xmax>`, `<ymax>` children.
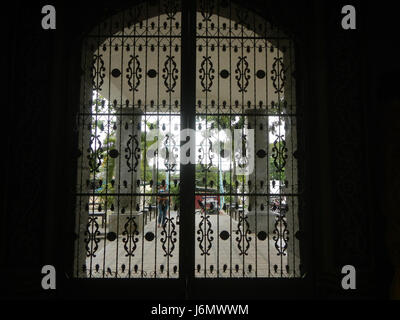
<box><xmin>195</xmin><ymin>186</ymin><xmax>220</xmax><ymax>214</ymax></box>
<box><xmin>197</xmin><ymin>198</ymin><xmax>219</xmax><ymax>215</ymax></box>
<box><xmin>269</xmin><ymin>196</ymin><xmax>288</xmax><ymax>215</ymax></box>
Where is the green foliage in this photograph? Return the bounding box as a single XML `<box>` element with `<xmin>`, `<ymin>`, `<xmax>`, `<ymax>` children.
<box><xmin>169</xmin><ymin>182</ymin><xmax>180</xmax><ymax>210</ymax></box>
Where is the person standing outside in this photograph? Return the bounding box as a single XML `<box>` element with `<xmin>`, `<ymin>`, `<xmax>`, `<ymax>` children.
<box><xmin>157</xmin><ymin>183</ymin><xmax>169</xmax><ymax>228</ymax></box>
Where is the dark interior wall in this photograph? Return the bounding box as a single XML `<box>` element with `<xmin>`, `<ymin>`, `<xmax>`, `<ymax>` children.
<box><xmin>1</xmin><ymin>0</ymin><xmax>395</xmax><ymax>299</ymax></box>
<box><xmin>365</xmin><ymin>1</ymin><xmax>400</xmax><ymax>298</ymax></box>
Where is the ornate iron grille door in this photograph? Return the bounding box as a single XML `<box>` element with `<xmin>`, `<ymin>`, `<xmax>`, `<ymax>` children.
<box><xmin>74</xmin><ymin>0</ymin><xmax>182</xmax><ymax>278</ymax></box>
<box><xmin>73</xmin><ymin>0</ymin><xmax>303</xmax><ymax>282</ymax></box>
<box><xmin>194</xmin><ymin>0</ymin><xmax>301</xmax><ymax>278</ymax></box>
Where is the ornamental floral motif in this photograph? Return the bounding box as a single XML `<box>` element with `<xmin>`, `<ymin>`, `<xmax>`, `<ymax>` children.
<box><xmin>197</xmin><ymin>214</ymin><xmax>214</xmax><ymax>256</ymax></box>
<box><xmin>125</xmin><ymin>134</ymin><xmax>140</xmax><ymax>173</ymax></box>
<box><xmin>122</xmin><ymin>216</ymin><xmax>140</xmax><ymax>257</ymax></box>
<box><xmin>84</xmin><ymin>216</ymin><xmax>101</xmax><ymax>258</ymax></box>
<box><xmin>236</xmin><ymin>215</ymin><xmax>252</xmax><ymax>256</ymax></box>
<box><xmin>235</xmin><ymin>56</ymin><xmax>251</xmax><ymax>93</ymax></box>
<box><xmin>162</xmin><ymin>55</ymin><xmax>179</xmax><ymax>93</ymax></box>
<box><xmin>91</xmin><ymin>54</ymin><xmax>106</xmax><ymax>91</ymax></box>
<box><xmin>87</xmin><ymin>134</ymin><xmax>103</xmax><ymax>173</ymax></box>
<box><xmin>273</xmin><ymin>214</ymin><xmax>289</xmax><ymax>256</ymax></box>
<box><xmin>199</xmin><ymin>56</ymin><xmax>215</xmax><ymax>92</ymax></box>
<box><xmin>164</xmin><ymin>0</ymin><xmax>179</xmax><ymax>20</ymax></box>
<box><xmin>161</xmin><ymin>217</ymin><xmax>178</xmax><ymax>257</ymax></box>
<box><xmin>272</xmin><ymin>134</ymin><xmax>288</xmax><ymax>173</ymax></box>
<box><xmin>271</xmin><ymin>57</ymin><xmax>286</xmax><ymax>94</ymax></box>
<box><xmin>126</xmin><ymin>54</ymin><xmax>142</xmax><ymax>92</ymax></box>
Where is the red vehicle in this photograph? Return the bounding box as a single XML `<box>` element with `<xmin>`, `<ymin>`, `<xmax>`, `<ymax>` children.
<box><xmin>195</xmin><ymin>186</ymin><xmax>220</xmax><ymax>214</ymax></box>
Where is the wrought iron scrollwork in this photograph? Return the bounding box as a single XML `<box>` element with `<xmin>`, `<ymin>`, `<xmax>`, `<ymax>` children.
<box><xmin>199</xmin><ymin>0</ymin><xmax>214</xmax><ymax>21</ymax></box>
<box><xmin>271</xmin><ymin>57</ymin><xmax>286</xmax><ymax>94</ymax></box>
<box><xmin>126</xmin><ymin>54</ymin><xmax>142</xmax><ymax>92</ymax></box>
<box><xmin>234</xmin><ymin>133</ymin><xmax>250</xmax><ymax>169</ymax></box>
<box><xmin>272</xmin><ymin>135</ymin><xmax>288</xmax><ymax>173</ymax></box>
<box><xmin>199</xmin><ymin>56</ymin><xmax>215</xmax><ymax>92</ymax></box>
<box><xmin>198</xmin><ymin>133</ymin><xmax>214</xmax><ymax>171</ymax></box>
<box><xmin>164</xmin><ymin>0</ymin><xmax>179</xmax><ymax>20</ymax></box>
<box><xmin>92</xmin><ymin>54</ymin><xmax>106</xmax><ymax>91</ymax></box>
<box><xmin>125</xmin><ymin>134</ymin><xmax>140</xmax><ymax>172</ymax></box>
<box><xmin>162</xmin><ymin>55</ymin><xmax>178</xmax><ymax>93</ymax></box>
<box><xmin>73</xmin><ymin>0</ymin><xmax>302</xmax><ymax>280</ymax></box>
<box><xmin>122</xmin><ymin>216</ymin><xmax>140</xmax><ymax>257</ymax></box>
<box><xmin>273</xmin><ymin>214</ymin><xmax>289</xmax><ymax>256</ymax></box>
<box><xmin>88</xmin><ymin>135</ymin><xmax>103</xmax><ymax>173</ymax></box>
<box><xmin>160</xmin><ymin>217</ymin><xmax>178</xmax><ymax>257</ymax></box>
<box><xmin>197</xmin><ymin>214</ymin><xmax>214</xmax><ymax>256</ymax></box>
<box><xmin>235</xmin><ymin>215</ymin><xmax>252</xmax><ymax>256</ymax></box>
<box><xmin>84</xmin><ymin>216</ymin><xmax>101</xmax><ymax>257</ymax></box>
<box><xmin>235</xmin><ymin>56</ymin><xmax>251</xmax><ymax>93</ymax></box>
<box><xmin>163</xmin><ymin>134</ymin><xmax>178</xmax><ymax>172</ymax></box>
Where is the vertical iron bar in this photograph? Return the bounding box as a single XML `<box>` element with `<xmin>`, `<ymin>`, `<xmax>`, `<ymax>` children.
<box><xmin>102</xmin><ymin>10</ymin><xmax>113</xmax><ymax>278</ymax></box>
<box><xmin>180</xmin><ymin>0</ymin><xmax>196</xmax><ymax>292</ymax></box>
<box><xmin>277</xmin><ymin>35</ymin><xmax>283</xmax><ymax>278</ymax></box>
<box><xmin>253</xmin><ymin>10</ymin><xmax>258</xmax><ymax>277</ymax></box>
<box><xmin>264</xmin><ymin>25</ymin><xmax>271</xmax><ymax>278</ymax></box>
<box><xmin>116</xmin><ymin>10</ymin><xmax>126</xmax><ymax>278</ymax></box>
<box><xmin>204</xmin><ymin>1</ymin><xmax>209</xmax><ymax>279</ymax></box>
<box><xmin>240</xmin><ymin>5</ymin><xmax>245</xmax><ymax>278</ymax></box>
<box><xmin>216</xmin><ymin>0</ymin><xmax>220</xmax><ymax>278</ymax></box>
<box><xmin>154</xmin><ymin>0</ymin><xmax>161</xmax><ymax>278</ymax></box>
<box><xmin>228</xmin><ymin>1</ymin><xmax>233</xmax><ymax>278</ymax></box>
<box><xmin>141</xmin><ymin>0</ymin><xmax>149</xmax><ymax>279</ymax></box>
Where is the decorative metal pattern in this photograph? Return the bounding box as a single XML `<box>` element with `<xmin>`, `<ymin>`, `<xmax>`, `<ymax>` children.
<box><xmin>199</xmin><ymin>56</ymin><xmax>215</xmax><ymax>92</ymax></box>
<box><xmin>125</xmin><ymin>134</ymin><xmax>140</xmax><ymax>173</ymax></box>
<box><xmin>163</xmin><ymin>134</ymin><xmax>178</xmax><ymax>172</ymax></box>
<box><xmin>199</xmin><ymin>0</ymin><xmax>214</xmax><ymax>22</ymax></box>
<box><xmin>92</xmin><ymin>54</ymin><xmax>106</xmax><ymax>91</ymax></box>
<box><xmin>84</xmin><ymin>216</ymin><xmax>101</xmax><ymax>257</ymax></box>
<box><xmin>88</xmin><ymin>134</ymin><xmax>103</xmax><ymax>173</ymax></box>
<box><xmin>198</xmin><ymin>132</ymin><xmax>214</xmax><ymax>171</ymax></box>
<box><xmin>273</xmin><ymin>214</ymin><xmax>289</xmax><ymax>256</ymax></box>
<box><xmin>194</xmin><ymin>0</ymin><xmax>300</xmax><ymax>279</ymax></box>
<box><xmin>197</xmin><ymin>214</ymin><xmax>214</xmax><ymax>256</ymax></box>
<box><xmin>162</xmin><ymin>55</ymin><xmax>179</xmax><ymax>93</ymax></box>
<box><xmin>74</xmin><ymin>0</ymin><xmax>182</xmax><ymax>279</ymax></box>
<box><xmin>160</xmin><ymin>217</ymin><xmax>178</xmax><ymax>257</ymax></box>
<box><xmin>235</xmin><ymin>56</ymin><xmax>251</xmax><ymax>93</ymax></box>
<box><xmin>122</xmin><ymin>216</ymin><xmax>140</xmax><ymax>257</ymax></box>
<box><xmin>272</xmin><ymin>135</ymin><xmax>288</xmax><ymax>173</ymax></box>
<box><xmin>164</xmin><ymin>0</ymin><xmax>179</xmax><ymax>20</ymax></box>
<box><xmin>271</xmin><ymin>57</ymin><xmax>286</xmax><ymax>94</ymax></box>
<box><xmin>235</xmin><ymin>215</ymin><xmax>252</xmax><ymax>256</ymax></box>
<box><xmin>126</xmin><ymin>54</ymin><xmax>142</xmax><ymax>92</ymax></box>
<box><xmin>74</xmin><ymin>0</ymin><xmax>301</xmax><ymax>281</ymax></box>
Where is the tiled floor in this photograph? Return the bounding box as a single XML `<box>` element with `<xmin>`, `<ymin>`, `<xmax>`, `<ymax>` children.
<box><xmin>85</xmin><ymin>211</ymin><xmax>290</xmax><ymax>278</ymax></box>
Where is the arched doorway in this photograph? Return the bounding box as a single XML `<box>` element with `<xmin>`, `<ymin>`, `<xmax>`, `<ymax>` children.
<box><xmin>72</xmin><ymin>0</ymin><xmax>304</xmax><ymax>294</ymax></box>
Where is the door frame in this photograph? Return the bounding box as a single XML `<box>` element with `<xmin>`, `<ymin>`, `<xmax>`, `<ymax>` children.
<box><xmin>57</xmin><ymin>0</ymin><xmax>314</xmax><ymax>300</ymax></box>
